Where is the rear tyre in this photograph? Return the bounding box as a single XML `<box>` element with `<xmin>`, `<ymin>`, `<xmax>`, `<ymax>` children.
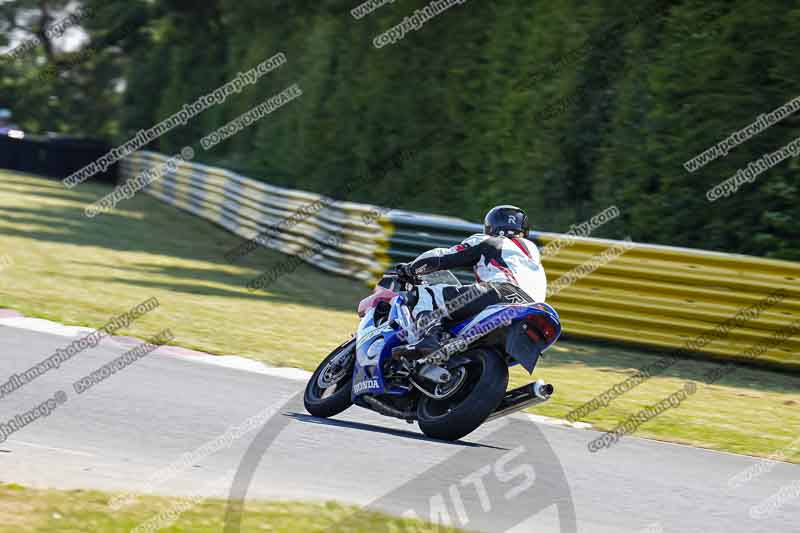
<box><xmin>304</xmin><ymin>338</ymin><xmax>356</xmax><ymax>418</ymax></box>
<box><xmin>417</xmin><ymin>348</ymin><xmax>508</xmax><ymax>441</ymax></box>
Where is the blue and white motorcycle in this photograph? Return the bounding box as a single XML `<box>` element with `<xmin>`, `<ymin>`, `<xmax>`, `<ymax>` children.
<box><xmin>304</xmin><ymin>269</ymin><xmax>561</xmax><ymax>441</ymax></box>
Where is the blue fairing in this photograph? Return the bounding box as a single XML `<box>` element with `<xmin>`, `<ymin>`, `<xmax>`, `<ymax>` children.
<box><xmin>351</xmin><ymin>301</ymin><xmax>407</xmax><ymax>400</ymax></box>
<box><xmin>453</xmin><ymin>303</ymin><xmax>562</xmax><ymax>372</ymax></box>
<box><xmin>350</xmin><ymin>297</ymin><xmax>562</xmax><ymax>399</ymax></box>
<box><xmin>453</xmin><ymin>303</ymin><xmax>561</xmax><ymax>347</ymax></box>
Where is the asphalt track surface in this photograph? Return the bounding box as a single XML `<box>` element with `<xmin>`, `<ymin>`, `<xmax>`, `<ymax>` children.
<box><xmin>0</xmin><ymin>321</ymin><xmax>798</xmax><ymax>532</ymax></box>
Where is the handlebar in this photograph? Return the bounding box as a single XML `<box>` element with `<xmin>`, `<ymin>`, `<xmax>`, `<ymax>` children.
<box><xmin>384</xmin><ymin>269</ymin><xmax>421</xmax><ymax>287</ymax></box>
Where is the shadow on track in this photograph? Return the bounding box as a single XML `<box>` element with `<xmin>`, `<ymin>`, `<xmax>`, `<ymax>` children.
<box><xmin>284</xmin><ymin>412</ymin><xmax>510</xmax><ymax>450</ymax></box>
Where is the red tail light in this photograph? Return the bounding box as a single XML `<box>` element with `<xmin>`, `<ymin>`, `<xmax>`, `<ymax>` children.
<box><xmin>524</xmin><ymin>313</ymin><xmax>557</xmax><ymax>344</ymax></box>
<box><xmin>525</xmin><ymin>328</ymin><xmax>542</xmax><ymax>343</ymax></box>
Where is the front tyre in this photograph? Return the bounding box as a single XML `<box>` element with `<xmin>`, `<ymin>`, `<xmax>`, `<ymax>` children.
<box><xmin>417</xmin><ymin>349</ymin><xmax>508</xmax><ymax>441</ymax></box>
<box><xmin>304</xmin><ymin>338</ymin><xmax>356</xmax><ymax>418</ymax></box>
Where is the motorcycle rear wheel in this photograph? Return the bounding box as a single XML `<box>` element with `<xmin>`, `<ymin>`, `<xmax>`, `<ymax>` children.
<box><xmin>417</xmin><ymin>348</ymin><xmax>508</xmax><ymax>441</ymax></box>
<box><xmin>304</xmin><ymin>338</ymin><xmax>356</xmax><ymax>418</ymax></box>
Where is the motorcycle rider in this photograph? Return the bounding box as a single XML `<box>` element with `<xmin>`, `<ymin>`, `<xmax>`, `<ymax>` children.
<box><xmin>395</xmin><ymin>205</ymin><xmax>547</xmax><ymax>358</ymax></box>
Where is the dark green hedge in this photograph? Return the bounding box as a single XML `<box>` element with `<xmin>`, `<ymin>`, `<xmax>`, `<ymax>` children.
<box><xmin>7</xmin><ymin>0</ymin><xmax>798</xmax><ymax>258</ymax></box>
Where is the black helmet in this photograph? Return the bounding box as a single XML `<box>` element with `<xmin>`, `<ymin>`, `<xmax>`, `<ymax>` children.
<box><xmin>484</xmin><ymin>205</ymin><xmax>530</xmax><ymax>237</ymax></box>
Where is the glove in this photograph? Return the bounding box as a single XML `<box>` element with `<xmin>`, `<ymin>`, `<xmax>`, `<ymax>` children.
<box><xmin>394</xmin><ymin>262</ymin><xmax>413</xmax><ymax>279</ymax></box>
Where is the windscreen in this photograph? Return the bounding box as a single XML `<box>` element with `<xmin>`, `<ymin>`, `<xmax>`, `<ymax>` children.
<box><xmin>419</xmin><ymin>270</ymin><xmax>461</xmax><ymax>287</ymax></box>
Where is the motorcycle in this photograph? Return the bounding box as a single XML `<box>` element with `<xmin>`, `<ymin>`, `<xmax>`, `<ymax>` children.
<box><xmin>304</xmin><ymin>269</ymin><xmax>562</xmax><ymax>441</ymax></box>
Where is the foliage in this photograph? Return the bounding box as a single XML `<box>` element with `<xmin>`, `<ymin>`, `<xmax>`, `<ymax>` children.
<box><xmin>1</xmin><ymin>0</ymin><xmax>797</xmax><ymax>258</ymax></box>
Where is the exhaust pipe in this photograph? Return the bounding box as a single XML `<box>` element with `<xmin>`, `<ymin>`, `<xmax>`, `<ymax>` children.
<box><xmin>486</xmin><ymin>379</ymin><xmax>554</xmax><ymax>422</ymax></box>
<box><xmin>362</xmin><ymin>395</ymin><xmax>417</xmax><ymax>422</ymax></box>
<box><xmin>533</xmin><ymin>380</ymin><xmax>554</xmax><ymax>398</ymax></box>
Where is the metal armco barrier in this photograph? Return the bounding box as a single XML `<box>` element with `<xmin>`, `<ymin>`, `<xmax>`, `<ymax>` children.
<box><xmin>122</xmin><ymin>151</ymin><xmax>387</xmax><ymax>282</ymax></box>
<box><xmin>123</xmin><ymin>151</ymin><xmax>800</xmax><ymax>371</ymax></box>
<box><xmin>385</xmin><ymin>212</ymin><xmax>800</xmax><ymax>371</ymax></box>
<box><xmin>0</xmin><ymin>135</ymin><xmax>118</xmax><ymax>183</ymax></box>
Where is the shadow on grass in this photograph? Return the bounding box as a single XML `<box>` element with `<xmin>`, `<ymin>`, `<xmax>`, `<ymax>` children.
<box><xmin>0</xmin><ymin>176</ymin><xmax>364</xmax><ymax>314</ymax></box>
<box><xmin>4</xmin><ymin>189</ymin><xmax>99</xmax><ymax>204</ymax></box>
<box><xmin>4</xmin><ymin>172</ymin><xmax>797</xmax><ymax>395</ymax></box>
<box><xmin>65</xmin><ymin>273</ymin><xmax>338</xmax><ymax>308</ymax></box>
<box><xmin>542</xmin><ymin>339</ymin><xmax>800</xmax><ymax>396</ymax></box>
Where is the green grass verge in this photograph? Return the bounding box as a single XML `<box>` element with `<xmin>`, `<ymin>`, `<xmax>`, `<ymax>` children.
<box><xmin>0</xmin><ymin>171</ymin><xmax>362</xmax><ymax>369</ymax></box>
<box><xmin>0</xmin><ymin>170</ymin><xmax>798</xmax><ymax>462</ymax></box>
<box><xmin>0</xmin><ymin>483</ymin><xmax>466</xmax><ymax>532</ymax></box>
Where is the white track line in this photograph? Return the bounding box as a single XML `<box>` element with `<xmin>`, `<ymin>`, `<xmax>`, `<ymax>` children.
<box><xmin>0</xmin><ymin>311</ymin><xmax>586</xmax><ymax>427</ymax></box>
<box><xmin>8</xmin><ymin>440</ymin><xmax>96</xmax><ymax>457</ymax></box>
<box><xmin>0</xmin><ymin>316</ymin><xmax>97</xmax><ymax>339</ymax></box>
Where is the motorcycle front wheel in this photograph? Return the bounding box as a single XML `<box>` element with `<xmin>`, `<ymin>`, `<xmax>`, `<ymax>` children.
<box><xmin>417</xmin><ymin>348</ymin><xmax>508</xmax><ymax>441</ymax></box>
<box><xmin>304</xmin><ymin>338</ymin><xmax>356</xmax><ymax>418</ymax></box>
